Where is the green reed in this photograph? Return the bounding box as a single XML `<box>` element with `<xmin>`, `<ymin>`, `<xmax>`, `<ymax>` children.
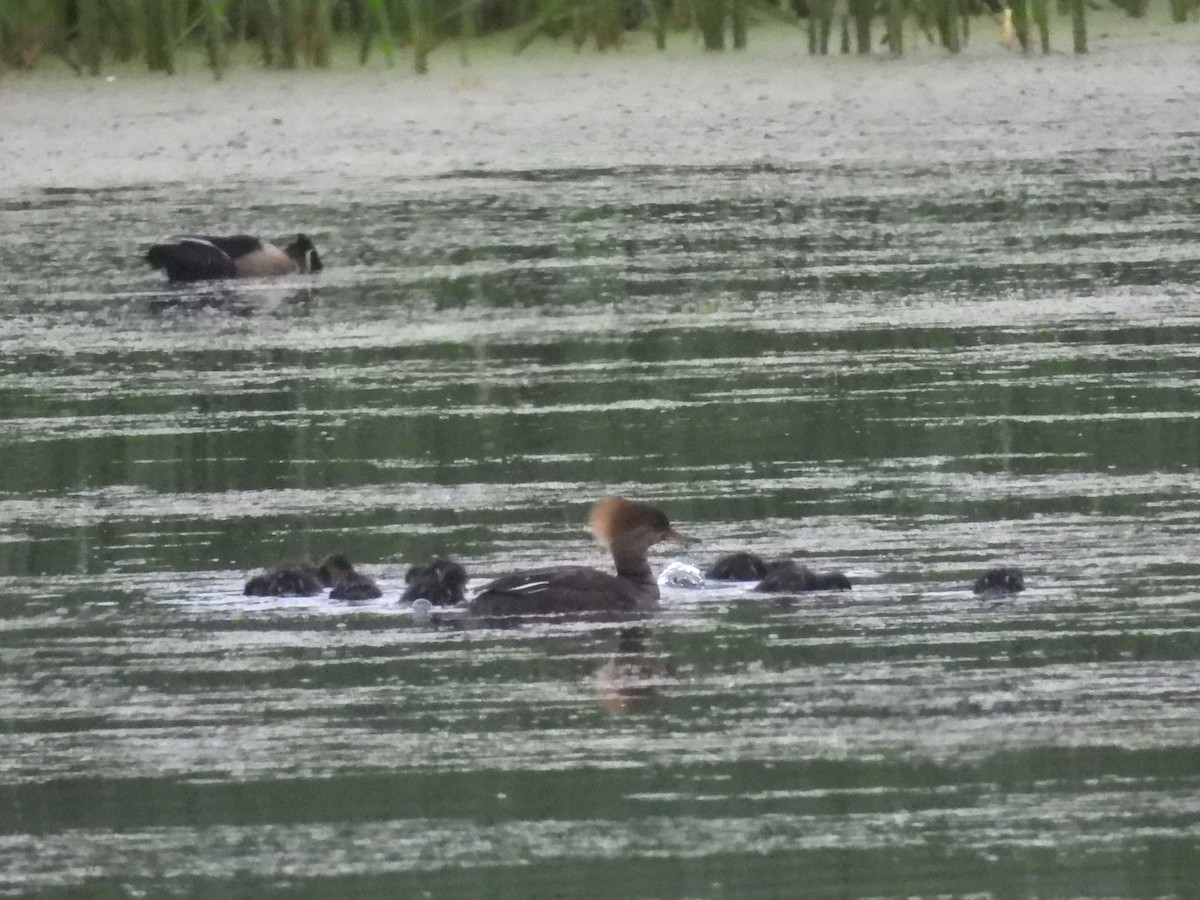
<box><xmin>848</xmin><ymin>0</ymin><xmax>872</xmax><ymax>54</ymax></box>
<box><xmin>142</xmin><ymin>0</ymin><xmax>176</xmax><ymax>73</ymax></box>
<box><xmin>934</xmin><ymin>0</ymin><xmax>961</xmax><ymax>52</ymax></box>
<box><xmin>1166</xmin><ymin>0</ymin><xmax>1198</xmax><ymax>21</ymax></box>
<box><xmin>807</xmin><ymin>0</ymin><xmax>834</xmax><ymax>54</ymax></box>
<box><xmin>1008</xmin><ymin>0</ymin><xmax>1031</xmax><ymax>50</ymax></box>
<box><xmin>885</xmin><ymin>0</ymin><xmax>904</xmax><ymax>55</ymax></box>
<box><xmin>1071</xmin><ymin>0</ymin><xmax>1088</xmax><ymax>50</ymax></box>
<box><xmin>407</xmin><ymin>0</ymin><xmax>429</xmax><ymax>72</ymax></box>
<box><xmin>1031</xmin><ymin>0</ymin><xmax>1050</xmax><ymax>52</ymax></box>
<box><xmin>78</xmin><ymin>0</ymin><xmax>101</xmax><ymax>74</ymax></box>
<box><xmin>693</xmin><ymin>0</ymin><xmax>726</xmax><ymax>49</ymax></box>
<box><xmin>203</xmin><ymin>0</ymin><xmax>228</xmax><ymax>75</ymax></box>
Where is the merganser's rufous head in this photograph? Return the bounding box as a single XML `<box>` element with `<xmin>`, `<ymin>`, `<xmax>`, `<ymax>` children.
<box><xmin>588</xmin><ymin>497</ymin><xmax>694</xmax><ymax>554</ymax></box>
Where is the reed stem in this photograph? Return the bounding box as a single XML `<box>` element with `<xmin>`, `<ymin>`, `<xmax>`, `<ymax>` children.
<box><xmin>694</xmin><ymin>0</ymin><xmax>726</xmax><ymax>51</ymax></box>
<box><xmin>808</xmin><ymin>0</ymin><xmax>834</xmax><ymax>55</ymax></box>
<box><xmin>203</xmin><ymin>0</ymin><xmax>227</xmax><ymax>78</ymax></box>
<box><xmin>143</xmin><ymin>0</ymin><xmax>176</xmax><ymax>74</ymax></box>
<box><xmin>651</xmin><ymin>0</ymin><xmax>670</xmax><ymax>49</ymax></box>
<box><xmin>849</xmin><ymin>0</ymin><xmax>871</xmax><ymax>54</ymax></box>
<box><xmin>731</xmin><ymin>0</ymin><xmax>747</xmax><ymax>49</ymax></box>
<box><xmin>937</xmin><ymin>0</ymin><xmax>961</xmax><ymax>52</ymax></box>
<box><xmin>1009</xmin><ymin>0</ymin><xmax>1031</xmax><ymax>51</ymax></box>
<box><xmin>310</xmin><ymin>0</ymin><xmax>334</xmax><ymax>67</ymax></box>
<box><xmin>1070</xmin><ymin>0</ymin><xmax>1087</xmax><ymax>52</ymax></box>
<box><xmin>407</xmin><ymin>0</ymin><xmax>429</xmax><ymax>73</ymax></box>
<box><xmin>78</xmin><ymin>0</ymin><xmax>103</xmax><ymax>75</ymax></box>
<box><xmin>885</xmin><ymin>0</ymin><xmax>904</xmax><ymax>55</ymax></box>
<box><xmin>1030</xmin><ymin>0</ymin><xmax>1050</xmax><ymax>52</ymax></box>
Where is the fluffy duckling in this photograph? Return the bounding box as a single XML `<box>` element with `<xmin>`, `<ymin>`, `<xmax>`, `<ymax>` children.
<box><xmin>146</xmin><ymin>233</ymin><xmax>321</xmax><ymax>281</ymax></box>
<box><xmin>973</xmin><ymin>566</ymin><xmax>1025</xmax><ymax>597</ymax></box>
<box><xmin>243</xmin><ymin>562</ymin><xmax>324</xmax><ymax>597</ymax></box>
<box><xmin>705</xmin><ymin>551</ymin><xmax>769</xmax><ymax>581</ymax></box>
<box><xmin>754</xmin><ymin>560</ymin><xmax>851</xmax><ymax>593</ymax></box>
<box><xmin>319</xmin><ymin>553</ymin><xmax>382</xmax><ymax>601</ymax></box>
<box><xmin>400</xmin><ymin>558</ymin><xmax>468</xmax><ymax>606</ymax></box>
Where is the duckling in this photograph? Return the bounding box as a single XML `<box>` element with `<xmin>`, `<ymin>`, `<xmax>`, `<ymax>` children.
<box><xmin>146</xmin><ymin>233</ymin><xmax>321</xmax><ymax>281</ymax></box>
<box><xmin>400</xmin><ymin>558</ymin><xmax>468</xmax><ymax>606</ymax></box>
<box><xmin>705</xmin><ymin>551</ymin><xmax>769</xmax><ymax>581</ymax></box>
<box><xmin>754</xmin><ymin>560</ymin><xmax>851</xmax><ymax>593</ymax></box>
<box><xmin>973</xmin><ymin>566</ymin><xmax>1025</xmax><ymax>597</ymax></box>
<box><xmin>319</xmin><ymin>553</ymin><xmax>382</xmax><ymax>601</ymax></box>
<box><xmin>243</xmin><ymin>561</ymin><xmax>324</xmax><ymax>597</ymax></box>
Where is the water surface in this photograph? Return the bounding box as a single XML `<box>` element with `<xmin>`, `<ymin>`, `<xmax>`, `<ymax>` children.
<box><xmin>1</xmin><ymin>55</ymin><xmax>1199</xmax><ymax>899</ymax></box>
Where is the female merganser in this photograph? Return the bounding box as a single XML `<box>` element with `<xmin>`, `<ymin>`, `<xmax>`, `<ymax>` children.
<box><xmin>469</xmin><ymin>497</ymin><xmax>694</xmax><ymax>620</ymax></box>
<box><xmin>400</xmin><ymin>558</ymin><xmax>469</xmax><ymax>606</ymax></box>
<box><xmin>973</xmin><ymin>566</ymin><xmax>1025</xmax><ymax>597</ymax></box>
<box><xmin>146</xmin><ymin>233</ymin><xmax>321</xmax><ymax>281</ymax></box>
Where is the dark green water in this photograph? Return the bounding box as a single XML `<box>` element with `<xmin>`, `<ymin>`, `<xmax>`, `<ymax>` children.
<box><xmin>2</xmin><ymin>149</ymin><xmax>1199</xmax><ymax>897</ymax></box>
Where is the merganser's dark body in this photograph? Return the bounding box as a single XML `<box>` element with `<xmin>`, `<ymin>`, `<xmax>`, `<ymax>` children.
<box><xmin>469</xmin><ymin>497</ymin><xmax>692</xmax><ymax>620</ymax></box>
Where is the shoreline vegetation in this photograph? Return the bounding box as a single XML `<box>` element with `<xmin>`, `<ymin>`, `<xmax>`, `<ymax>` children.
<box><xmin>0</xmin><ymin>1</ymin><xmax>1196</xmax><ymax>79</ymax></box>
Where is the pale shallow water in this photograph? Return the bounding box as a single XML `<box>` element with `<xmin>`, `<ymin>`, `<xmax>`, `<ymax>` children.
<box><xmin>2</xmin><ymin>37</ymin><xmax>1200</xmax><ymax>900</ymax></box>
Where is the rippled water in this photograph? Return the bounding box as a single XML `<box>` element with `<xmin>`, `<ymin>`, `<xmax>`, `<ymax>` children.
<box><xmin>2</xmin><ymin>66</ymin><xmax>1200</xmax><ymax>898</ymax></box>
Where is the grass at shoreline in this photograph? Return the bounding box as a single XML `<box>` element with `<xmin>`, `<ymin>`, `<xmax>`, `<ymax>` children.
<box><xmin>0</xmin><ymin>0</ymin><xmax>1197</xmax><ymax>81</ymax></box>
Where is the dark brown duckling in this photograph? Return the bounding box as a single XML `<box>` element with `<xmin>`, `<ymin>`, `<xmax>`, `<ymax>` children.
<box><xmin>705</xmin><ymin>551</ymin><xmax>769</xmax><ymax>581</ymax></box>
<box><xmin>754</xmin><ymin>560</ymin><xmax>851</xmax><ymax>593</ymax></box>
<box><xmin>400</xmin><ymin>558</ymin><xmax>468</xmax><ymax>606</ymax></box>
<box><xmin>243</xmin><ymin>562</ymin><xmax>324</xmax><ymax>597</ymax></box>
<box><xmin>146</xmin><ymin>233</ymin><xmax>321</xmax><ymax>282</ymax></box>
<box><xmin>319</xmin><ymin>553</ymin><xmax>383</xmax><ymax>601</ymax></box>
<box><xmin>973</xmin><ymin>566</ymin><xmax>1025</xmax><ymax>597</ymax></box>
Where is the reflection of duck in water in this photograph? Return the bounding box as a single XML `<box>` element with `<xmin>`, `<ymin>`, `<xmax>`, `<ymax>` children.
<box><xmin>707</xmin><ymin>552</ymin><xmax>851</xmax><ymax>592</ymax></box>
<box><xmin>146</xmin><ymin>234</ymin><xmax>322</xmax><ymax>282</ymax></box>
<box><xmin>146</xmin><ymin>285</ymin><xmax>316</xmax><ymax>316</ymax></box>
<box><xmin>973</xmin><ymin>566</ymin><xmax>1025</xmax><ymax>597</ymax></box>
<box><xmin>243</xmin><ymin>553</ymin><xmax>379</xmax><ymax>599</ymax></box>
<box><xmin>595</xmin><ymin>626</ymin><xmax>676</xmax><ymax>714</ymax></box>
<box><xmin>400</xmin><ymin>559</ymin><xmax>469</xmax><ymax>606</ymax></box>
<box><xmin>469</xmin><ymin>497</ymin><xmax>694</xmax><ymax>621</ymax></box>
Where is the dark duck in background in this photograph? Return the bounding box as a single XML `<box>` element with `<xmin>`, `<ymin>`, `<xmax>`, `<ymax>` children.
<box><xmin>146</xmin><ymin>234</ymin><xmax>321</xmax><ymax>281</ymax></box>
